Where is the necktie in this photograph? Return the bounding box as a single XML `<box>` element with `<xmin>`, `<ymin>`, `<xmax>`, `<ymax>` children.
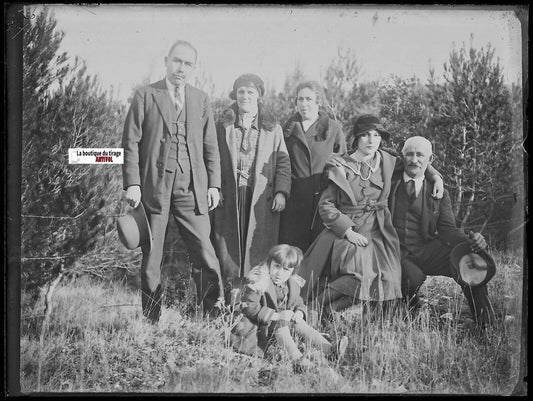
<box><xmin>174</xmin><ymin>86</ymin><xmax>183</xmax><ymax>111</ymax></box>
<box><xmin>406</xmin><ymin>179</ymin><xmax>416</xmax><ymax>202</ymax></box>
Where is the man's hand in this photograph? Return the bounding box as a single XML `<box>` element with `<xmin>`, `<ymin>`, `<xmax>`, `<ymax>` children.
<box><xmin>272</xmin><ymin>192</ymin><xmax>286</xmax><ymax>212</ymax></box>
<box><xmin>125</xmin><ymin>185</ymin><xmax>141</xmax><ymax>208</ymax></box>
<box><xmin>327</xmin><ymin>153</ymin><xmax>345</xmax><ymax>168</ymax></box>
<box><xmin>345</xmin><ymin>229</ymin><xmax>369</xmax><ymax>247</ymax></box>
<box><xmin>292</xmin><ymin>310</ymin><xmax>305</xmax><ymax>323</ymax></box>
<box><xmin>207</xmin><ymin>187</ymin><xmax>220</xmax><ymax>211</ymax></box>
<box><xmin>468</xmin><ymin>231</ymin><xmax>487</xmax><ymax>252</ymax></box>
<box><xmin>431</xmin><ymin>175</ymin><xmax>444</xmax><ymax>199</ymax></box>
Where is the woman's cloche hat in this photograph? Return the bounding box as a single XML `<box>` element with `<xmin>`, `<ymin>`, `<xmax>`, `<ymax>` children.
<box><xmin>117</xmin><ymin>203</ymin><xmax>152</xmax><ymax>252</ymax></box>
<box><xmin>229</xmin><ymin>73</ymin><xmax>265</xmax><ymax>100</ymax></box>
<box><xmin>352</xmin><ymin>114</ymin><xmax>391</xmax><ymax>141</ymax></box>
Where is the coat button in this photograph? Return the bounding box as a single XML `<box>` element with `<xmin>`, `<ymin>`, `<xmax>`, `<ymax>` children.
<box><xmin>160</xmin><ymin>138</ymin><xmax>166</xmax><ymax>143</ymax></box>
<box><xmin>156</xmin><ymin>161</ymin><xmax>162</xmax><ymax>168</ymax></box>
<box><xmin>268</xmin><ymin>183</ymin><xmax>273</xmax><ymax>187</ymax></box>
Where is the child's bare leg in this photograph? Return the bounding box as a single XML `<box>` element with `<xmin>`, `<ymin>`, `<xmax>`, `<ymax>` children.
<box><xmin>274</xmin><ymin>324</ymin><xmax>302</xmax><ymax>360</ymax></box>
<box><xmin>293</xmin><ymin>320</ymin><xmax>332</xmax><ymax>351</ymax></box>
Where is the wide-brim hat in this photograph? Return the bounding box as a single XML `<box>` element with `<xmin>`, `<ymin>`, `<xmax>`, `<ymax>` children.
<box><xmin>117</xmin><ymin>203</ymin><xmax>152</xmax><ymax>252</ymax></box>
<box><xmin>352</xmin><ymin>114</ymin><xmax>391</xmax><ymax>141</ymax></box>
<box><xmin>229</xmin><ymin>73</ymin><xmax>265</xmax><ymax>100</ymax></box>
<box><xmin>450</xmin><ymin>242</ymin><xmax>496</xmax><ymax>287</ymax></box>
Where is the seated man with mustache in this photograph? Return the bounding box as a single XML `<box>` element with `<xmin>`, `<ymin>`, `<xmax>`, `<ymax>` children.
<box><xmin>389</xmin><ymin>136</ymin><xmax>495</xmax><ymax>326</ymax></box>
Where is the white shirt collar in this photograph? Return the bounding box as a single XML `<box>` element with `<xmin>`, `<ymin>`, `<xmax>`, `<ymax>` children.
<box><xmin>165</xmin><ymin>78</ymin><xmax>185</xmax><ymax>100</ymax></box>
<box><xmin>403</xmin><ymin>172</ymin><xmax>424</xmax><ymax>196</ymax></box>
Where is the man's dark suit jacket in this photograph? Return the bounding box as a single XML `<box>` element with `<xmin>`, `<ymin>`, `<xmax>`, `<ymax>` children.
<box><xmin>389</xmin><ymin>177</ymin><xmax>469</xmax><ymax>250</ymax></box>
<box><xmin>122</xmin><ymin>79</ymin><xmax>220</xmax><ymax>215</ymax></box>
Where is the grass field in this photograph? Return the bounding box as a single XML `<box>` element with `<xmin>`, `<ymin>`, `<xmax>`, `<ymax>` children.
<box><xmin>19</xmin><ymin>244</ymin><xmax>526</xmax><ymax>394</ymax></box>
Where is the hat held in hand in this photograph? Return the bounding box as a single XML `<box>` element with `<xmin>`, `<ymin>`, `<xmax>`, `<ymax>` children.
<box><xmin>117</xmin><ymin>203</ymin><xmax>152</xmax><ymax>252</ymax></box>
<box><xmin>450</xmin><ymin>242</ymin><xmax>495</xmax><ymax>287</ymax></box>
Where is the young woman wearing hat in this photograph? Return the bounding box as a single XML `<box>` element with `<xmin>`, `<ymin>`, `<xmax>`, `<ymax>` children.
<box><xmin>298</xmin><ymin>115</ymin><xmax>443</xmax><ymax>317</ymax></box>
<box><xmin>279</xmin><ymin>81</ymin><xmax>347</xmax><ymax>253</ymax></box>
<box><xmin>211</xmin><ymin>74</ymin><xmax>292</xmax><ymax>301</ymax></box>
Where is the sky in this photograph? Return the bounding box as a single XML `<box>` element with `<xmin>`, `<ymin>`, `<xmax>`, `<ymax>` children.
<box><xmin>33</xmin><ymin>4</ymin><xmax>524</xmax><ymax>103</ymax></box>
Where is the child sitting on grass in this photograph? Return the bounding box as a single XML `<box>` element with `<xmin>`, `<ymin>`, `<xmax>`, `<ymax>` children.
<box><xmin>230</xmin><ymin>244</ymin><xmax>348</xmax><ymax>370</ymax></box>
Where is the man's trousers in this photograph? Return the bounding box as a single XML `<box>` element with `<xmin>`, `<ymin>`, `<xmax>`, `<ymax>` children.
<box><xmin>140</xmin><ymin>163</ymin><xmax>223</xmax><ymax>322</ymax></box>
<box><xmin>401</xmin><ymin>238</ymin><xmax>495</xmax><ymax>324</ymax></box>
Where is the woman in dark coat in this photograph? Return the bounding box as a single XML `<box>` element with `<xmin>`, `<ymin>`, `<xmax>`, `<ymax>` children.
<box><xmin>212</xmin><ymin>74</ymin><xmax>291</xmax><ymax>299</ymax></box>
<box><xmin>279</xmin><ymin>81</ymin><xmax>346</xmax><ymax>253</ymax></box>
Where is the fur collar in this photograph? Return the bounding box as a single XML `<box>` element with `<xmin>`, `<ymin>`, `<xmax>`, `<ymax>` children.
<box><xmin>245</xmin><ymin>263</ymin><xmax>306</xmax><ymax>294</ymax></box>
<box><xmin>245</xmin><ymin>264</ymin><xmax>272</xmax><ymax>293</ymax></box>
<box><xmin>283</xmin><ymin>110</ymin><xmax>331</xmax><ymax>141</ymax></box>
<box><xmin>221</xmin><ymin>102</ymin><xmax>278</xmax><ymax>131</ymax></box>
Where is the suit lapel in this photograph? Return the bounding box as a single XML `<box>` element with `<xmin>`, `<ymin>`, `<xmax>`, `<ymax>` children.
<box><xmin>184</xmin><ymin>84</ymin><xmax>193</xmax><ymax>129</ymax></box>
<box><xmin>152</xmin><ymin>80</ymin><xmax>174</xmax><ymax>134</ymax></box>
<box><xmin>420</xmin><ymin>181</ymin><xmax>434</xmax><ymax>237</ymax></box>
<box><xmin>290</xmin><ymin>122</ymin><xmax>312</xmax><ymax>167</ymax></box>
<box><xmin>327</xmin><ymin>164</ymin><xmax>357</xmax><ymax>205</ymax></box>
<box><xmin>390</xmin><ymin>179</ymin><xmax>402</xmax><ymax>217</ymax></box>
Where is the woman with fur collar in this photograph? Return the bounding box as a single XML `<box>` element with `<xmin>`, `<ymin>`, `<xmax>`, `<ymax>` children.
<box><xmin>211</xmin><ymin>74</ymin><xmax>291</xmax><ymax>300</ymax></box>
<box><xmin>279</xmin><ymin>81</ymin><xmax>347</xmax><ymax>253</ymax></box>
<box><xmin>230</xmin><ymin>244</ymin><xmax>348</xmax><ymax>369</ymax></box>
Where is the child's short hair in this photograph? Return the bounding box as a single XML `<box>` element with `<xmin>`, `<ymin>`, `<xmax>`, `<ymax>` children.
<box><xmin>265</xmin><ymin>244</ymin><xmax>303</xmax><ymax>271</ymax></box>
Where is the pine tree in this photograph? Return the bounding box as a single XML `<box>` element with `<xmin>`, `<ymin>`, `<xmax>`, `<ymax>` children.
<box><xmin>426</xmin><ymin>39</ymin><xmax>518</xmax><ymax>246</ymax></box>
<box><xmin>22</xmin><ymin>7</ymin><xmax>126</xmax><ymax>291</ymax></box>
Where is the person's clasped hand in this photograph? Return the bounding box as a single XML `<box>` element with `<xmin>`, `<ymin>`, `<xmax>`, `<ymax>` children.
<box><xmin>468</xmin><ymin>231</ymin><xmax>487</xmax><ymax>252</ymax></box>
<box><xmin>345</xmin><ymin>229</ymin><xmax>369</xmax><ymax>247</ymax></box>
<box><xmin>326</xmin><ymin>153</ymin><xmax>345</xmax><ymax>168</ymax></box>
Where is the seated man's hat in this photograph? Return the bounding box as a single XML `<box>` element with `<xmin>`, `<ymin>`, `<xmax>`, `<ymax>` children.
<box><xmin>450</xmin><ymin>242</ymin><xmax>496</xmax><ymax>287</ymax></box>
<box><xmin>117</xmin><ymin>203</ymin><xmax>152</xmax><ymax>252</ymax></box>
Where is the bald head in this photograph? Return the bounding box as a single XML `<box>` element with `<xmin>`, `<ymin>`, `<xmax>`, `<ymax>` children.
<box><xmin>402</xmin><ymin>136</ymin><xmax>433</xmax><ymax>156</ymax></box>
<box><xmin>401</xmin><ymin>136</ymin><xmax>434</xmax><ymax>179</ymax></box>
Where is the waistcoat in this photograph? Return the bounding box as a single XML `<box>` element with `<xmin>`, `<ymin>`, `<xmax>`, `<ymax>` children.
<box><xmin>167</xmin><ymin>99</ymin><xmax>189</xmax><ymax>173</ymax></box>
<box><xmin>393</xmin><ymin>181</ymin><xmax>426</xmax><ymax>251</ymax></box>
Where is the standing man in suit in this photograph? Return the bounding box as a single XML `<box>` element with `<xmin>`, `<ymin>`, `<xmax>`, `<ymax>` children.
<box><xmin>389</xmin><ymin>136</ymin><xmax>495</xmax><ymax>326</ymax></box>
<box><xmin>122</xmin><ymin>40</ymin><xmax>224</xmax><ymax>323</ymax></box>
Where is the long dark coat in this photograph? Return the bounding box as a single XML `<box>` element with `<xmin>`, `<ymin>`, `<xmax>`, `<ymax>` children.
<box><xmin>279</xmin><ymin>111</ymin><xmax>346</xmax><ymax>253</ymax></box>
<box><xmin>212</xmin><ymin>104</ymin><xmax>292</xmax><ymax>280</ymax></box>
<box><xmin>122</xmin><ymin>79</ymin><xmax>220</xmax><ymax>215</ymax></box>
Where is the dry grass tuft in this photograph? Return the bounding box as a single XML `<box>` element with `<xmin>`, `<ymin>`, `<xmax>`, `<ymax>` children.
<box><xmin>20</xmin><ymin>250</ymin><xmax>525</xmax><ymax>394</ymax></box>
